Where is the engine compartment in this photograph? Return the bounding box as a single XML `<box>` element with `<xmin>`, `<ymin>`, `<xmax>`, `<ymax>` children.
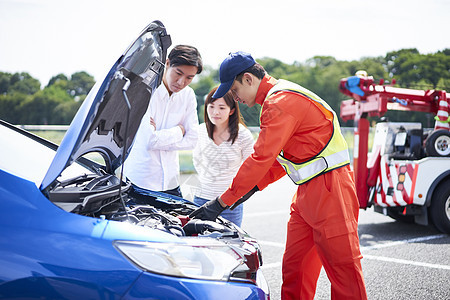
<box><xmin>49</xmin><ymin>173</ymin><xmax>238</xmax><ymax>237</ymax></box>
<box><xmin>47</xmin><ymin>172</ymin><xmax>263</xmax><ymax>283</ymax></box>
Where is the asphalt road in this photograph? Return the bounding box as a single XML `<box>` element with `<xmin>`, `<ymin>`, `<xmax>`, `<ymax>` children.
<box><xmin>180</xmin><ymin>174</ymin><xmax>450</xmax><ymax>300</ymax></box>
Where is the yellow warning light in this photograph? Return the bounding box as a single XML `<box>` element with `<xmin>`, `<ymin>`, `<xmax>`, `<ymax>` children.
<box><xmin>398</xmin><ymin>174</ymin><xmax>405</xmax><ymax>182</ymax></box>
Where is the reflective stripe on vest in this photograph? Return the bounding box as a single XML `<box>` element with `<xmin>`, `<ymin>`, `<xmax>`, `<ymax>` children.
<box><xmin>264</xmin><ymin>80</ymin><xmax>350</xmax><ymax>185</ymax></box>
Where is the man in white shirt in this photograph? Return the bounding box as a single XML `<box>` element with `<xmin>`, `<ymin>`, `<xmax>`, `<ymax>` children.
<box><xmin>124</xmin><ymin>45</ymin><xmax>202</xmax><ymax>198</ymax></box>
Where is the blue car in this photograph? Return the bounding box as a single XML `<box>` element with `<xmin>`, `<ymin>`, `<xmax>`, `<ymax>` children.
<box><xmin>0</xmin><ymin>20</ymin><xmax>269</xmax><ymax>299</ymax></box>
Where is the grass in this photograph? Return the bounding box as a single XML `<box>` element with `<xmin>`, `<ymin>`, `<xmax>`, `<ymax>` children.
<box><xmin>31</xmin><ymin>130</ymin><xmax>66</xmax><ymax>144</ymax></box>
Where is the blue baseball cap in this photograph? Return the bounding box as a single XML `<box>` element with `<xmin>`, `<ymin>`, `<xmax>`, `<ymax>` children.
<box><xmin>213</xmin><ymin>51</ymin><xmax>256</xmax><ymax>98</ymax></box>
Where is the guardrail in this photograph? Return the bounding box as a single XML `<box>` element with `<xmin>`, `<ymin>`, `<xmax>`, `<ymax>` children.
<box><xmin>20</xmin><ymin>125</ymin><xmax>356</xmax><ymax>134</ymax></box>
<box><xmin>18</xmin><ymin>125</ymin><xmax>70</xmax><ymax>131</ymax></box>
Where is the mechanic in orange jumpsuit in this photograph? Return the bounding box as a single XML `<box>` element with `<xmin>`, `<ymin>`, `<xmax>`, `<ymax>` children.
<box><xmin>190</xmin><ymin>52</ymin><xmax>367</xmax><ymax>299</ymax></box>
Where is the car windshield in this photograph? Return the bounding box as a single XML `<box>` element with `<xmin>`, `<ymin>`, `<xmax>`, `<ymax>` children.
<box><xmin>0</xmin><ymin>124</ymin><xmax>93</xmax><ymax>187</ymax></box>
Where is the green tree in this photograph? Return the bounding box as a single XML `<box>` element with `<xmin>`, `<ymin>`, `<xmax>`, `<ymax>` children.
<box><xmin>0</xmin><ymin>92</ymin><xmax>29</xmax><ymax>123</ymax></box>
<box><xmin>0</xmin><ymin>72</ymin><xmax>12</xmax><ymax>94</ymax></box>
<box><xmin>0</xmin><ymin>72</ymin><xmax>41</xmax><ymax>95</ymax></box>
<box><xmin>419</xmin><ymin>52</ymin><xmax>450</xmax><ymax>88</ymax></box>
<box><xmin>191</xmin><ymin>68</ymin><xmax>216</xmax><ymax>123</ymax></box>
<box><xmin>9</xmin><ymin>72</ymin><xmax>41</xmax><ymax>95</ymax></box>
<box><xmin>52</xmin><ymin>100</ymin><xmax>83</xmax><ymax>124</ymax></box>
<box><xmin>289</xmin><ymin>56</ymin><xmax>345</xmax><ymax>113</ymax></box>
<box><xmin>68</xmin><ymin>71</ymin><xmax>95</xmax><ymax>96</ymax></box>
<box><xmin>48</xmin><ymin>73</ymin><xmax>69</xmax><ymax>88</ymax></box>
<box><xmin>2</xmin><ymin>48</ymin><xmax>448</xmax><ymax>127</ymax></box>
<box><xmin>258</xmin><ymin>57</ymin><xmax>298</xmax><ymax>79</ymax></box>
<box><xmin>19</xmin><ymin>85</ymin><xmax>73</xmax><ymax>124</ymax></box>
<box><xmin>385</xmin><ymin>48</ymin><xmax>421</xmax><ymax>87</ymax></box>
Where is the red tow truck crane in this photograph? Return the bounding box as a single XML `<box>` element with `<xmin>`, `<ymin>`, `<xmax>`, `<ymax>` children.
<box><xmin>339</xmin><ymin>71</ymin><xmax>450</xmax><ymax>233</ymax></box>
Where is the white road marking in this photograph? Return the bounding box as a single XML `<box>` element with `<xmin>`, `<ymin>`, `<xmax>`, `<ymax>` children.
<box><xmin>258</xmin><ymin>234</ymin><xmax>449</xmax><ymax>270</ymax></box>
<box><xmin>362</xmin><ymin>254</ymin><xmax>450</xmax><ymax>270</ymax></box>
<box><xmin>360</xmin><ymin>234</ymin><xmax>447</xmax><ymax>251</ymax></box>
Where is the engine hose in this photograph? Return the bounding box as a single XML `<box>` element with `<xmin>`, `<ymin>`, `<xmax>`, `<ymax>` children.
<box><xmin>183</xmin><ymin>219</ymin><xmax>232</xmax><ymax>236</ymax></box>
<box><xmin>166</xmin><ymin>225</ymin><xmax>186</xmax><ymax>236</ymax></box>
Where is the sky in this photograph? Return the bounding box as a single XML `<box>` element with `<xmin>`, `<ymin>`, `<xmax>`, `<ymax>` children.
<box><xmin>0</xmin><ymin>0</ymin><xmax>449</xmax><ymax>87</ymax></box>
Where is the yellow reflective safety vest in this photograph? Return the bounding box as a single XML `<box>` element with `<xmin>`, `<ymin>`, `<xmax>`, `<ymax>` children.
<box><xmin>264</xmin><ymin>80</ymin><xmax>350</xmax><ymax>185</ymax></box>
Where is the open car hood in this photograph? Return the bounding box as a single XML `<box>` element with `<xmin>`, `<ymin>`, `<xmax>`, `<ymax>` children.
<box><xmin>40</xmin><ymin>20</ymin><xmax>172</xmax><ymax>192</ymax></box>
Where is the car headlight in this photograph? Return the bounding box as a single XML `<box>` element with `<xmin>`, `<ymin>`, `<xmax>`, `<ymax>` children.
<box><xmin>114</xmin><ymin>238</ymin><xmax>244</xmax><ymax>281</ymax></box>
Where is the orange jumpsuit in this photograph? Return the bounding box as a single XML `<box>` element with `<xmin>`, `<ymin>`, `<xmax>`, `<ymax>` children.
<box><xmin>221</xmin><ymin>75</ymin><xmax>367</xmax><ymax>299</ymax></box>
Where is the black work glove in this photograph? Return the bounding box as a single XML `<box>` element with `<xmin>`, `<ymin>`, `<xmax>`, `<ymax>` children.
<box><xmin>230</xmin><ymin>186</ymin><xmax>259</xmax><ymax>211</ymax></box>
<box><xmin>189</xmin><ymin>197</ymin><xmax>228</xmax><ymax>221</ymax></box>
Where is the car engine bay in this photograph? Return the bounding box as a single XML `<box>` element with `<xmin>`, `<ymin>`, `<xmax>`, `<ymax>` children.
<box><xmin>47</xmin><ymin>172</ymin><xmax>263</xmax><ymax>283</ymax></box>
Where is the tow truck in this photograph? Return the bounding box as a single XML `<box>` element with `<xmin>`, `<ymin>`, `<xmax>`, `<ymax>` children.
<box><xmin>339</xmin><ymin>71</ymin><xmax>450</xmax><ymax>233</ymax></box>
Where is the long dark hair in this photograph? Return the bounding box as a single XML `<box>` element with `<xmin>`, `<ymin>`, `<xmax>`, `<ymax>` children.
<box><xmin>204</xmin><ymin>86</ymin><xmax>245</xmax><ymax>144</ymax></box>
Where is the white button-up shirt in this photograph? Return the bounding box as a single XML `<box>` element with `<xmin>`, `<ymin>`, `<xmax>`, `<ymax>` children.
<box><xmin>124</xmin><ymin>83</ymin><xmax>198</xmax><ymax>191</ymax></box>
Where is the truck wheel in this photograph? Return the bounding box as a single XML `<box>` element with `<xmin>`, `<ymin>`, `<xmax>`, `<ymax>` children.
<box><xmin>425</xmin><ymin>130</ymin><xmax>450</xmax><ymax>157</ymax></box>
<box><xmin>429</xmin><ymin>179</ymin><xmax>450</xmax><ymax>234</ymax></box>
